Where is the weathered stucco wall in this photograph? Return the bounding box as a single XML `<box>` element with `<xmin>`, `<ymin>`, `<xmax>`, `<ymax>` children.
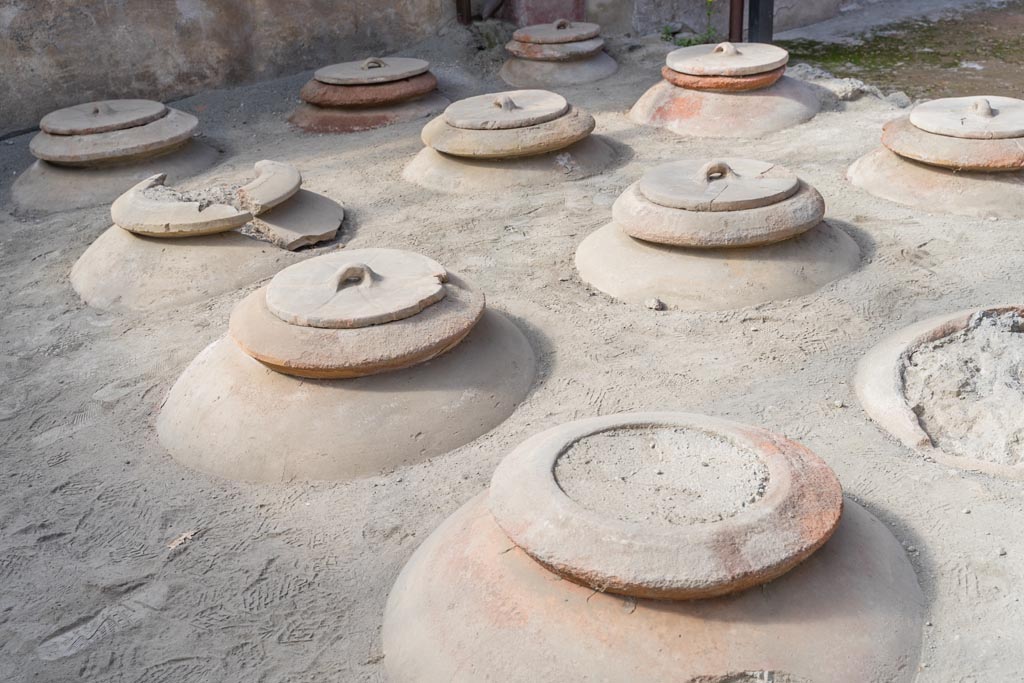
<box><xmin>0</xmin><ymin>0</ymin><xmax>454</xmax><ymax>136</ymax></box>
<box><xmin>587</xmin><ymin>0</ymin><xmax>843</xmax><ymax>37</ymax></box>
<box><xmin>1</xmin><ymin>0</ymin><xmax>843</xmax><ymax>137</ymax></box>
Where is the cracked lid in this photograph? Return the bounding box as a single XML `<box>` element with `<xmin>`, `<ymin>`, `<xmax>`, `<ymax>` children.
<box><xmin>265</xmin><ymin>249</ymin><xmax>447</xmax><ymax>329</ymax></box>
<box><xmin>40</xmin><ymin>99</ymin><xmax>168</xmax><ymax>135</ymax></box>
<box><xmin>909</xmin><ymin>96</ymin><xmax>1024</xmax><ymax>140</ymax></box>
<box><xmin>666</xmin><ymin>42</ymin><xmax>789</xmax><ymax>77</ymax></box>
<box><xmin>638</xmin><ymin>159</ymin><xmax>800</xmax><ymax>212</ymax></box>
<box><xmin>444</xmin><ymin>90</ymin><xmax>569</xmax><ymax>130</ymax></box>
<box><xmin>314</xmin><ymin>57</ymin><xmax>430</xmax><ymax>85</ymax></box>
<box><xmin>512</xmin><ymin>19</ymin><xmax>601</xmax><ymax>44</ymax></box>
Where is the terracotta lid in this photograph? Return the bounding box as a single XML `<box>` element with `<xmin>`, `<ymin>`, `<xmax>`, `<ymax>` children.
<box><xmin>265</xmin><ymin>249</ymin><xmax>447</xmax><ymax>328</ymax></box>
<box><xmin>909</xmin><ymin>96</ymin><xmax>1024</xmax><ymax>140</ymax></box>
<box><xmin>40</xmin><ymin>99</ymin><xmax>168</xmax><ymax>135</ymax></box>
<box><xmin>512</xmin><ymin>19</ymin><xmax>601</xmax><ymax>45</ymax></box>
<box><xmin>229</xmin><ymin>249</ymin><xmax>485</xmax><ymax>378</ymax></box>
<box><xmin>666</xmin><ymin>42</ymin><xmax>789</xmax><ymax>77</ymax></box>
<box><xmin>881</xmin><ymin>115</ymin><xmax>1024</xmax><ymax>172</ymax></box>
<box><xmin>237</xmin><ymin>160</ymin><xmax>302</xmax><ymax>215</ymax></box>
<box><xmin>613</xmin><ymin>177</ymin><xmax>824</xmax><ymax>248</ymax></box>
<box><xmin>248</xmin><ymin>189</ymin><xmax>344</xmax><ymax>251</ymax></box>
<box><xmin>421</xmin><ymin>105</ymin><xmax>594</xmax><ymax>159</ymax></box>
<box><xmin>314</xmin><ymin>57</ymin><xmax>430</xmax><ymax>85</ymax></box>
<box><xmin>444</xmin><ymin>90</ymin><xmax>569</xmax><ymax>130</ymax></box>
<box><xmin>300</xmin><ymin>72</ymin><xmax>438</xmax><ymax>108</ymax></box>
<box><xmin>661</xmin><ymin>64</ymin><xmax>785</xmax><ymax>92</ymax></box>
<box><xmin>30</xmin><ymin>108</ymin><xmax>198</xmax><ymax>166</ymax></box>
<box><xmin>505</xmin><ymin>37</ymin><xmax>605</xmax><ymax>62</ymax></box>
<box><xmin>638</xmin><ymin>158</ymin><xmax>800</xmax><ymax>211</ymax></box>
<box><xmin>111</xmin><ymin>174</ymin><xmax>252</xmax><ymax>238</ymax></box>
<box><xmin>488</xmin><ymin>412</ymin><xmax>844</xmax><ymax>600</ymax></box>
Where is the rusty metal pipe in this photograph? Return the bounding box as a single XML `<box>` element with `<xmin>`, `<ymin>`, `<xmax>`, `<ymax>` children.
<box><xmin>729</xmin><ymin>0</ymin><xmax>744</xmax><ymax>42</ymax></box>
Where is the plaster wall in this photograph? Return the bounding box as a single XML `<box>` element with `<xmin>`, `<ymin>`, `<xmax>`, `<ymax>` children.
<box><xmin>0</xmin><ymin>0</ymin><xmax>454</xmax><ymax>136</ymax></box>
<box><xmin>587</xmin><ymin>0</ymin><xmax>844</xmax><ymax>37</ymax></box>
<box><xmin>0</xmin><ymin>0</ymin><xmax>844</xmax><ymax>137</ymax></box>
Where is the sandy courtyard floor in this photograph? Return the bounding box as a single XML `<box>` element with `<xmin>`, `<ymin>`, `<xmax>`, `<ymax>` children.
<box><xmin>1</xmin><ymin>18</ymin><xmax>1023</xmax><ymax>683</ymax></box>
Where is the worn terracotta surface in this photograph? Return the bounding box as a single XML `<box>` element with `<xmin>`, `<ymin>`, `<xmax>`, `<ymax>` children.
<box><xmin>29</xmin><ymin>108</ymin><xmax>199</xmax><ymax>166</ymax></box>
<box><xmin>512</xmin><ymin>19</ymin><xmax>599</xmax><ymax>44</ymax></box>
<box><xmin>299</xmin><ymin>72</ymin><xmax>438</xmax><ymax>108</ymax></box>
<box><xmin>382</xmin><ymin>493</ymin><xmax>924</xmax><ymax>682</ymax></box>
<box><xmin>403</xmin><ymin>136</ymin><xmax>617</xmax><ymax>193</ymax></box>
<box><xmin>666</xmin><ymin>42</ymin><xmax>789</xmax><ymax>77</ymax></box>
<box><xmin>575</xmin><ymin>221</ymin><xmax>860</xmax><ymax>311</ymax></box>
<box><xmin>264</xmin><ymin>249</ymin><xmax>447</xmax><ymax>329</ymax></box>
<box><xmin>615</xmin><ymin>180</ymin><xmax>825</xmax><ymax>248</ymax></box>
<box><xmin>157</xmin><ymin>310</ymin><xmax>536</xmax><ymax>482</ymax></box>
<box><xmin>421</xmin><ymin>105</ymin><xmax>594</xmax><ymax>158</ymax></box>
<box><xmin>229</xmin><ymin>271</ymin><xmax>484</xmax><ymax>379</ymax></box>
<box><xmin>638</xmin><ymin>158</ymin><xmax>799</xmax><ymax>212</ymax></box>
<box><xmin>848</xmin><ymin>146</ymin><xmax>1024</xmax><ymax>218</ymax></box>
<box><xmin>499</xmin><ymin>52</ymin><xmax>618</xmax><ymax>88</ymax></box>
<box><xmin>909</xmin><ymin>95</ymin><xmax>1024</xmax><ymax>140</ymax></box>
<box><xmin>488</xmin><ymin>413</ymin><xmax>844</xmax><ymax>599</ymax></box>
<box><xmin>288</xmin><ymin>93</ymin><xmax>449</xmax><ymax>133</ymax></box>
<box><xmin>247</xmin><ymin>189</ymin><xmax>344</xmax><ymax>251</ymax></box>
<box><xmin>70</xmin><ymin>226</ymin><xmax>309</xmax><ymax>313</ymax></box>
<box><xmin>445</xmin><ymin>90</ymin><xmax>568</xmax><ymax>130</ymax></box>
<box><xmin>237</xmin><ymin>160</ymin><xmax>302</xmax><ymax>215</ymax></box>
<box><xmin>661</xmin><ymin>65</ymin><xmax>785</xmax><ymax>92</ymax></box>
<box><xmin>11</xmin><ymin>140</ymin><xmax>219</xmax><ymax>214</ymax></box>
<box><xmin>110</xmin><ymin>174</ymin><xmax>252</xmax><ymax>238</ymax></box>
<box><xmin>39</xmin><ymin>99</ymin><xmax>168</xmax><ymax>135</ymax></box>
<box><xmin>855</xmin><ymin>306</ymin><xmax>1024</xmax><ymax>480</ymax></box>
<box><xmin>314</xmin><ymin>57</ymin><xmax>429</xmax><ymax>85</ymax></box>
<box><xmin>505</xmin><ymin>37</ymin><xmax>605</xmax><ymax>62</ymax></box>
<box><xmin>629</xmin><ymin>78</ymin><xmax>819</xmax><ymax>138</ymax></box>
<box><xmin>109</xmin><ymin>160</ymin><xmax>310</xmax><ymax>240</ymax></box>
<box><xmin>881</xmin><ymin>116</ymin><xmax>1024</xmax><ymax>172</ymax></box>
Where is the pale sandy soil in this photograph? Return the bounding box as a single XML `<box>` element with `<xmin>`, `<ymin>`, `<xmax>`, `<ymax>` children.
<box><xmin>1</xmin><ymin>17</ymin><xmax>1023</xmax><ymax>683</ymax></box>
<box><xmin>904</xmin><ymin>311</ymin><xmax>1024</xmax><ymax>466</ymax></box>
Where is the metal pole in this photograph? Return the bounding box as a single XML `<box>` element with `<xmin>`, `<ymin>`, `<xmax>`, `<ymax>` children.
<box><xmin>729</xmin><ymin>0</ymin><xmax>744</xmax><ymax>42</ymax></box>
<box><xmin>748</xmin><ymin>0</ymin><xmax>775</xmax><ymax>43</ymax></box>
<box><xmin>456</xmin><ymin>0</ymin><xmax>472</xmax><ymax>25</ymax></box>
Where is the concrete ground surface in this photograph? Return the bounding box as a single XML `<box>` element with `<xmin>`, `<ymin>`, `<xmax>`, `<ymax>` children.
<box><xmin>1</xmin><ymin>10</ymin><xmax>1023</xmax><ymax>683</ymax></box>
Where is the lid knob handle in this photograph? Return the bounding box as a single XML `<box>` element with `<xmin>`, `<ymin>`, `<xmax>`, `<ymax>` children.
<box><xmin>331</xmin><ymin>263</ymin><xmax>376</xmax><ymax>292</ymax></box>
<box><xmin>554</xmin><ymin>18</ymin><xmax>572</xmax><ymax>29</ymax></box>
<box><xmin>696</xmin><ymin>160</ymin><xmax>735</xmax><ymax>182</ymax></box>
<box><xmin>361</xmin><ymin>57</ymin><xmax>386</xmax><ymax>70</ymax></box>
<box><xmin>493</xmin><ymin>95</ymin><xmax>521</xmax><ymax>111</ymax></box>
<box><xmin>970</xmin><ymin>97</ymin><xmax>995</xmax><ymax>118</ymax></box>
<box><xmin>713</xmin><ymin>42</ymin><xmax>740</xmax><ymax>56</ymax></box>
<box><xmin>91</xmin><ymin>102</ymin><xmax>115</xmax><ymax>116</ymax></box>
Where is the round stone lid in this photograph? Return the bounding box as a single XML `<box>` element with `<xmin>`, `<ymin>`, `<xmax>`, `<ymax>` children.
<box><xmin>40</xmin><ymin>99</ymin><xmax>168</xmax><ymax>135</ymax></box>
<box><xmin>266</xmin><ymin>249</ymin><xmax>447</xmax><ymax>329</ymax></box>
<box><xmin>488</xmin><ymin>412</ymin><xmax>844</xmax><ymax>600</ymax></box>
<box><xmin>229</xmin><ymin>259</ymin><xmax>484</xmax><ymax>379</ymax></box>
<box><xmin>666</xmin><ymin>41</ymin><xmax>789</xmax><ymax>77</ymax></box>
<box><xmin>512</xmin><ymin>19</ymin><xmax>601</xmax><ymax>45</ymax></box>
<box><xmin>314</xmin><ymin>57</ymin><xmax>430</xmax><ymax>85</ymax></box>
<box><xmin>909</xmin><ymin>96</ymin><xmax>1024</xmax><ymax>140</ymax></box>
<box><xmin>638</xmin><ymin>159</ymin><xmax>800</xmax><ymax>212</ymax></box>
<box><xmin>444</xmin><ymin>90</ymin><xmax>569</xmax><ymax>130</ymax></box>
